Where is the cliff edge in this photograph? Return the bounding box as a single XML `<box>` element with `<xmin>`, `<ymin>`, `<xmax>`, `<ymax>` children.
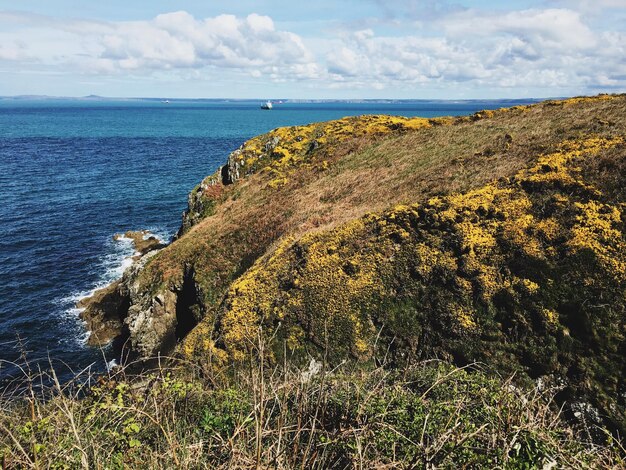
<box><xmin>99</xmin><ymin>95</ymin><xmax>626</xmax><ymax>434</ymax></box>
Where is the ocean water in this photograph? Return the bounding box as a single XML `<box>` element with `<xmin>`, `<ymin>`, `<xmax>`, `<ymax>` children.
<box><xmin>0</xmin><ymin>98</ymin><xmax>539</xmax><ymax>381</ymax></box>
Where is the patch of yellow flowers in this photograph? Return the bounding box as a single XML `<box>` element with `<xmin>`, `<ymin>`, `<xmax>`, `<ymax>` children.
<box><xmin>193</xmin><ymin>134</ymin><xmax>625</xmax><ymax>364</ymax></box>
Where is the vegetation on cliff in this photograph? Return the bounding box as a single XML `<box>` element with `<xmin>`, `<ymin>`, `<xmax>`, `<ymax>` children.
<box><xmin>2</xmin><ymin>94</ymin><xmax>626</xmax><ymax>468</ymax></box>
<box><xmin>163</xmin><ymin>94</ymin><xmax>626</xmax><ymax>435</ymax></box>
<box><xmin>1</xmin><ymin>360</ymin><xmax>623</xmax><ymax>468</ymax></box>
<box><xmin>133</xmin><ymin>95</ymin><xmax>623</xmax><ymax>360</ymax></box>
<box><xmin>204</xmin><ymin>136</ymin><xmax>626</xmax><ymax>430</ymax></box>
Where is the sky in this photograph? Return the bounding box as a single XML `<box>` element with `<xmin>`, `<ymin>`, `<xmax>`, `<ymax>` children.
<box><xmin>0</xmin><ymin>0</ymin><xmax>625</xmax><ymax>99</ymax></box>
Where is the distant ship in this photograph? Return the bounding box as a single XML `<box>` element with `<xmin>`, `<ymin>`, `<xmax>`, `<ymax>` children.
<box><xmin>261</xmin><ymin>100</ymin><xmax>273</xmax><ymax>110</ymax></box>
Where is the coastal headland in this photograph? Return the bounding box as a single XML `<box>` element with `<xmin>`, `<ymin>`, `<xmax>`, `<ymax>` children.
<box><xmin>82</xmin><ymin>94</ymin><xmax>626</xmax><ymax>435</ymax></box>
<box><xmin>4</xmin><ymin>94</ymin><xmax>626</xmax><ymax>467</ymax></box>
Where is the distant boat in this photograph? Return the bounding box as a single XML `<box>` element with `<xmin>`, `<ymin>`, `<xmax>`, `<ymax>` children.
<box><xmin>261</xmin><ymin>100</ymin><xmax>273</xmax><ymax>110</ymax></box>
<box><xmin>162</xmin><ymin>99</ymin><xmax>170</xmax><ymax>104</ymax></box>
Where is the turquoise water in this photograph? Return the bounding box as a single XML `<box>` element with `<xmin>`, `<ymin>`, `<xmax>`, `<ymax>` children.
<box><xmin>0</xmin><ymin>98</ymin><xmax>539</xmax><ymax>380</ymax></box>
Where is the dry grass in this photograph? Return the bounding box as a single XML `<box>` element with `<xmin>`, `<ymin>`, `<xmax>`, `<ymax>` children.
<box><xmin>149</xmin><ymin>95</ymin><xmax>626</xmax><ymax>282</ymax></box>
<box><xmin>1</xmin><ymin>332</ymin><xmax>625</xmax><ymax>469</ymax></box>
<box><xmin>131</xmin><ymin>96</ymin><xmax>626</xmax><ymax>352</ymax></box>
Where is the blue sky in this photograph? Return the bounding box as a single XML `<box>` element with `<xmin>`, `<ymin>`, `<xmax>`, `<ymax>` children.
<box><xmin>0</xmin><ymin>0</ymin><xmax>624</xmax><ymax>98</ymax></box>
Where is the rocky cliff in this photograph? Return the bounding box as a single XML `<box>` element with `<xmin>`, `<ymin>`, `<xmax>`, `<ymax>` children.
<box><xmin>78</xmin><ymin>231</ymin><xmax>164</xmax><ymax>346</ymax></box>
<box><xmin>93</xmin><ymin>95</ymin><xmax>626</xmax><ymax>434</ymax></box>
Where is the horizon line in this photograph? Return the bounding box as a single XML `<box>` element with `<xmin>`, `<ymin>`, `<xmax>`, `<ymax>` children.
<box><xmin>0</xmin><ymin>94</ymin><xmax>570</xmax><ymax>102</ymax></box>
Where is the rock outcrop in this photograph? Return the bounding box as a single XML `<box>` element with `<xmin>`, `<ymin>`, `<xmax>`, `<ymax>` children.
<box><xmin>78</xmin><ymin>231</ymin><xmax>164</xmax><ymax>346</ymax></box>
<box><xmin>121</xmin><ymin>257</ymin><xmax>201</xmax><ymax>357</ymax></box>
<box><xmin>117</xmin><ymin>249</ymin><xmax>173</xmax><ymax>356</ymax></box>
<box><xmin>77</xmin><ymin>280</ymin><xmax>128</xmax><ymax>347</ymax></box>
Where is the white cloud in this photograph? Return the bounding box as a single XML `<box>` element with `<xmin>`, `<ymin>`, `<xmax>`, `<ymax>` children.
<box><xmin>0</xmin><ymin>11</ymin><xmax>319</xmax><ymax>79</ymax></box>
<box><xmin>327</xmin><ymin>32</ymin><xmax>490</xmax><ymax>85</ymax></box>
<box><xmin>553</xmin><ymin>0</ymin><xmax>626</xmax><ymax>10</ymax></box>
<box><xmin>324</xmin><ymin>7</ymin><xmax>626</xmax><ymax>92</ymax></box>
<box><xmin>0</xmin><ymin>6</ymin><xmax>624</xmax><ymax>96</ymax></box>
<box><xmin>442</xmin><ymin>9</ymin><xmax>596</xmax><ymax>50</ymax></box>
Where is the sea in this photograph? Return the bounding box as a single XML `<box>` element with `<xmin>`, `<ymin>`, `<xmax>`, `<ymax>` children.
<box><xmin>0</xmin><ymin>97</ymin><xmax>540</xmax><ymax>382</ymax></box>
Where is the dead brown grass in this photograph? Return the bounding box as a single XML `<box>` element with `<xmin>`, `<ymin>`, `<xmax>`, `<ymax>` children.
<box><xmin>2</xmin><ymin>342</ymin><xmax>624</xmax><ymax>469</ymax></box>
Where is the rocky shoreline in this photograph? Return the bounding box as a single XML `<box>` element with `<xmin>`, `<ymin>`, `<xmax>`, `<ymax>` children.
<box><xmin>77</xmin><ymin>231</ymin><xmax>165</xmax><ymax>346</ymax></box>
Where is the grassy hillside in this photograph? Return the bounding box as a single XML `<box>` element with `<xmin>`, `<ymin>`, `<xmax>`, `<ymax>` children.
<box><xmin>3</xmin><ymin>95</ymin><xmax>626</xmax><ymax>468</ymax></box>
<box><xmin>206</xmin><ymin>134</ymin><xmax>626</xmax><ymax>431</ymax></box>
<box><xmin>119</xmin><ymin>94</ymin><xmax>626</xmax><ymax>433</ymax></box>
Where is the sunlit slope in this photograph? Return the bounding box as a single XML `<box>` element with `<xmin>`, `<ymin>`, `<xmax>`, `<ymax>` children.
<box><xmin>140</xmin><ymin>96</ymin><xmax>622</xmax><ymax>308</ymax></box>
<box><xmin>196</xmin><ymin>134</ymin><xmax>626</xmax><ymax>432</ymax></box>
<box><xmin>127</xmin><ymin>94</ymin><xmax>625</xmax><ymax>430</ymax></box>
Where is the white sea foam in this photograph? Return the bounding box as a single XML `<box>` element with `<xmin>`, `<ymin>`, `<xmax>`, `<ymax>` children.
<box><xmin>54</xmin><ymin>228</ymin><xmax>172</xmax><ymax>348</ymax></box>
<box><xmin>144</xmin><ymin>226</ymin><xmax>171</xmax><ymax>244</ymax></box>
<box><xmin>77</xmin><ymin>327</ymin><xmax>92</xmax><ymax>346</ymax></box>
